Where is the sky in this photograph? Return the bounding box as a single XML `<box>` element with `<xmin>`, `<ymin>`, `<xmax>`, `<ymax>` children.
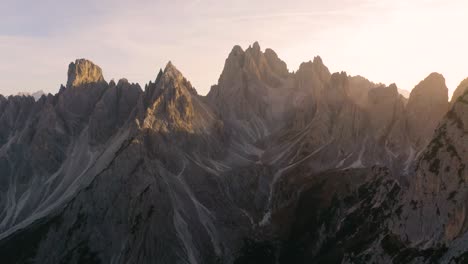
<box><xmin>0</xmin><ymin>0</ymin><xmax>467</xmax><ymax>98</ymax></box>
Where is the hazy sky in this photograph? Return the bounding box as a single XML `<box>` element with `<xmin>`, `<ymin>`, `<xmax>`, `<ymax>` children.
<box><xmin>1</xmin><ymin>0</ymin><xmax>467</xmax><ymax>97</ymax></box>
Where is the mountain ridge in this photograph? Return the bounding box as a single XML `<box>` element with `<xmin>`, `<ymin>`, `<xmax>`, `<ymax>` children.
<box><xmin>0</xmin><ymin>42</ymin><xmax>467</xmax><ymax>264</ymax></box>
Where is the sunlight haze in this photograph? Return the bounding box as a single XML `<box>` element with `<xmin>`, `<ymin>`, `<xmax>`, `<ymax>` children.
<box><xmin>0</xmin><ymin>0</ymin><xmax>466</xmax><ymax>98</ymax></box>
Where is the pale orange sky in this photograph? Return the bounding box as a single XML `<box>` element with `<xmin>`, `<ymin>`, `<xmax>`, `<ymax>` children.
<box><xmin>0</xmin><ymin>0</ymin><xmax>466</xmax><ymax>98</ymax></box>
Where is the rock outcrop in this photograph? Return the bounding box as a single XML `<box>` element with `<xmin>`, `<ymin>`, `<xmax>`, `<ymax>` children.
<box><xmin>66</xmin><ymin>59</ymin><xmax>105</xmax><ymax>88</ymax></box>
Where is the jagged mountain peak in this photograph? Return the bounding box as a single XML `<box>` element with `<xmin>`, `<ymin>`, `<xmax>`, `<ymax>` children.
<box><xmin>217</xmin><ymin>42</ymin><xmax>289</xmax><ymax>86</ymax></box>
<box><xmin>408</xmin><ymin>72</ymin><xmax>448</xmax><ymax>104</ymax></box>
<box><xmin>207</xmin><ymin>42</ymin><xmax>292</xmax><ymax>130</ymax></box>
<box><xmin>231</xmin><ymin>44</ymin><xmax>244</xmax><ymax>54</ymax></box>
<box><xmin>162</xmin><ymin>61</ymin><xmax>186</xmax><ymax>82</ymax></box>
<box><xmin>425</xmin><ymin>71</ymin><xmax>445</xmax><ymax>81</ymax></box>
<box><xmin>296</xmin><ymin>57</ymin><xmax>331</xmax><ymax>83</ymax></box>
<box><xmin>66</xmin><ymin>58</ymin><xmax>105</xmax><ymax>88</ymax></box>
<box><xmin>246</xmin><ymin>41</ymin><xmax>261</xmax><ymax>55</ymax></box>
<box><xmin>158</xmin><ymin>61</ymin><xmax>195</xmax><ymax>94</ymax></box>
<box><xmin>297</xmin><ymin>56</ymin><xmax>326</xmax><ymax>70</ymax></box>
<box><xmin>140</xmin><ymin>61</ymin><xmax>202</xmax><ymax>133</ymax></box>
<box><xmin>313</xmin><ymin>55</ymin><xmax>324</xmax><ymax>65</ymax></box>
<box><xmin>264</xmin><ymin>48</ymin><xmax>289</xmax><ymax>78</ymax></box>
<box><xmin>406</xmin><ymin>72</ymin><xmax>449</xmax><ymax>149</ymax></box>
<box><xmin>411</xmin><ymin>72</ymin><xmax>446</xmax><ymax>94</ymax></box>
<box><xmin>145</xmin><ymin>62</ymin><xmax>196</xmax><ymax>103</ymax></box>
<box><xmin>252</xmin><ymin>40</ymin><xmax>260</xmax><ymax>50</ymax></box>
<box><xmin>57</xmin><ymin>59</ymin><xmax>109</xmax><ymax>132</ymax></box>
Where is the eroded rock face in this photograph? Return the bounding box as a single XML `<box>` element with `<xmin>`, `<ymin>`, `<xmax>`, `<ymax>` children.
<box><xmin>0</xmin><ymin>42</ymin><xmax>466</xmax><ymax>264</ymax></box>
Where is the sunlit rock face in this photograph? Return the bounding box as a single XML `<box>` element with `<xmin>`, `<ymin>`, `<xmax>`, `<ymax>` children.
<box><xmin>142</xmin><ymin>62</ymin><xmax>199</xmax><ymax>133</ymax></box>
<box><xmin>1</xmin><ymin>43</ymin><xmax>468</xmax><ymax>264</ymax></box>
<box><xmin>66</xmin><ymin>59</ymin><xmax>105</xmax><ymax>88</ymax></box>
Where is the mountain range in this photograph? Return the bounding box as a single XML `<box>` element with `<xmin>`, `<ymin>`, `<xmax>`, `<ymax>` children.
<box><xmin>0</xmin><ymin>42</ymin><xmax>468</xmax><ymax>263</ymax></box>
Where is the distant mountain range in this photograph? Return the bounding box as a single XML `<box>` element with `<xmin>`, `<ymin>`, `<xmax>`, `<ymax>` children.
<box><xmin>15</xmin><ymin>90</ymin><xmax>45</xmax><ymax>101</ymax></box>
<box><xmin>1</xmin><ymin>42</ymin><xmax>468</xmax><ymax>263</ymax></box>
<box><xmin>398</xmin><ymin>88</ymin><xmax>410</xmax><ymax>98</ymax></box>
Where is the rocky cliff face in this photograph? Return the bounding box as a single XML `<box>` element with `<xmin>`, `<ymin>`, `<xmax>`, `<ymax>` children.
<box><xmin>0</xmin><ymin>43</ymin><xmax>466</xmax><ymax>264</ymax></box>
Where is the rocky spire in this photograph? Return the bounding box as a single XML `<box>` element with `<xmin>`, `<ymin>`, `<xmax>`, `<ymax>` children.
<box><xmin>66</xmin><ymin>59</ymin><xmax>105</xmax><ymax>88</ymax></box>
<box><xmin>207</xmin><ymin>42</ymin><xmax>291</xmax><ymax>131</ymax></box>
<box><xmin>406</xmin><ymin>72</ymin><xmax>449</xmax><ymax>148</ymax></box>
<box><xmin>214</xmin><ymin>42</ymin><xmax>289</xmax><ymax>92</ymax></box>
<box><xmin>58</xmin><ymin>59</ymin><xmax>109</xmax><ymax>134</ymax></box>
<box><xmin>295</xmin><ymin>56</ymin><xmax>331</xmax><ymax>91</ymax></box>
<box><xmin>252</xmin><ymin>41</ymin><xmax>261</xmax><ymax>51</ymax></box>
<box><xmin>140</xmin><ymin>61</ymin><xmax>198</xmax><ymax>133</ymax></box>
<box><xmin>264</xmin><ymin>48</ymin><xmax>289</xmax><ymax>78</ymax></box>
<box><xmin>162</xmin><ymin>61</ymin><xmax>186</xmax><ymax>83</ymax></box>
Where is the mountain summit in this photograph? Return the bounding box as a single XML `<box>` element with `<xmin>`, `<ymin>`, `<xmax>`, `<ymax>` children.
<box><xmin>66</xmin><ymin>58</ymin><xmax>105</xmax><ymax>88</ymax></box>
<box><xmin>406</xmin><ymin>72</ymin><xmax>449</xmax><ymax>148</ymax></box>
